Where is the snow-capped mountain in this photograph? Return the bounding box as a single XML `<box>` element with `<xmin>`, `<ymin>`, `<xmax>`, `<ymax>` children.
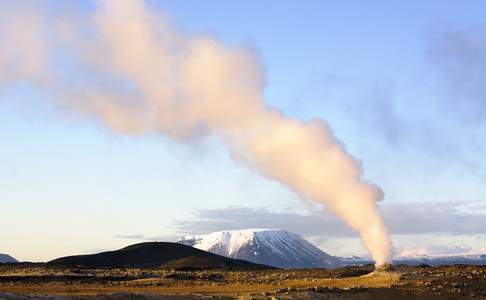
<box><xmin>0</xmin><ymin>254</ymin><xmax>17</xmax><ymax>263</ymax></box>
<box><xmin>178</xmin><ymin>229</ymin><xmax>342</xmax><ymax>269</ymax></box>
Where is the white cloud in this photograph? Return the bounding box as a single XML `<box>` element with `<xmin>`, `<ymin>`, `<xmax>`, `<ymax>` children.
<box><xmin>173</xmin><ymin>201</ymin><xmax>486</xmax><ymax>238</ymax></box>
<box><xmin>164</xmin><ymin>201</ymin><xmax>486</xmax><ymax>258</ymax></box>
<box><xmin>398</xmin><ymin>243</ymin><xmax>473</xmax><ymax>258</ymax></box>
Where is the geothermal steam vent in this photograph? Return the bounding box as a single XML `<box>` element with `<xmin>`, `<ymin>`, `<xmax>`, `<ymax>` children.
<box><xmin>0</xmin><ymin>0</ymin><xmax>392</xmax><ymax>265</ymax></box>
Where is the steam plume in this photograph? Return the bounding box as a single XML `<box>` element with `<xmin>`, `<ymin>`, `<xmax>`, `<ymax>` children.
<box><xmin>0</xmin><ymin>0</ymin><xmax>392</xmax><ymax>265</ymax></box>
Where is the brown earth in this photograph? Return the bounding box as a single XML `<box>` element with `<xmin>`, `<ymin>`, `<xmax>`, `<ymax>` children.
<box><xmin>0</xmin><ymin>264</ymin><xmax>485</xmax><ymax>299</ymax></box>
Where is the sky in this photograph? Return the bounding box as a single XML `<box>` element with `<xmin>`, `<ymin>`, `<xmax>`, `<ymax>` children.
<box><xmin>1</xmin><ymin>0</ymin><xmax>486</xmax><ymax>262</ymax></box>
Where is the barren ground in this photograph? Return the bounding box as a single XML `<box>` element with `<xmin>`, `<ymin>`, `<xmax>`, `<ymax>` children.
<box><xmin>1</xmin><ymin>264</ymin><xmax>485</xmax><ymax>299</ymax></box>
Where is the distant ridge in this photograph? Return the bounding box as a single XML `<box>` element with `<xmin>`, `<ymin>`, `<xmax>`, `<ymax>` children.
<box><xmin>394</xmin><ymin>254</ymin><xmax>486</xmax><ymax>266</ymax></box>
<box><xmin>48</xmin><ymin>242</ymin><xmax>271</xmax><ymax>270</ymax></box>
<box><xmin>0</xmin><ymin>254</ymin><xmax>17</xmax><ymax>263</ymax></box>
<box><xmin>341</xmin><ymin>254</ymin><xmax>486</xmax><ymax>266</ymax></box>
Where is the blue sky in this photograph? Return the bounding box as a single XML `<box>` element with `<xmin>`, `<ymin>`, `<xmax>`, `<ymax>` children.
<box><xmin>1</xmin><ymin>0</ymin><xmax>486</xmax><ymax>261</ymax></box>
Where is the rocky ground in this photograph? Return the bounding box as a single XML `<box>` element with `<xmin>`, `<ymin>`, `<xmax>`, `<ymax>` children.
<box><xmin>0</xmin><ymin>264</ymin><xmax>485</xmax><ymax>299</ymax></box>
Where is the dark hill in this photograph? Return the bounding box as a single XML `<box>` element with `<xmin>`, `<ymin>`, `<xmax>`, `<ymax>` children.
<box><xmin>0</xmin><ymin>254</ymin><xmax>17</xmax><ymax>263</ymax></box>
<box><xmin>48</xmin><ymin>242</ymin><xmax>271</xmax><ymax>270</ymax></box>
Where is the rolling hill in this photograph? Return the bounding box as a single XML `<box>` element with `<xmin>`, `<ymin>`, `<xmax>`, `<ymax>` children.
<box><xmin>48</xmin><ymin>242</ymin><xmax>271</xmax><ymax>270</ymax></box>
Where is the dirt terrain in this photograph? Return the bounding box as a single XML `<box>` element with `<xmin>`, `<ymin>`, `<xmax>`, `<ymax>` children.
<box><xmin>0</xmin><ymin>264</ymin><xmax>485</xmax><ymax>299</ymax></box>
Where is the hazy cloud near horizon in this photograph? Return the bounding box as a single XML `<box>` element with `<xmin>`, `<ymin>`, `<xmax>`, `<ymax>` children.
<box><xmin>113</xmin><ymin>234</ymin><xmax>180</xmax><ymax>242</ymax></box>
<box><xmin>171</xmin><ymin>201</ymin><xmax>486</xmax><ymax>238</ymax></box>
<box><xmin>111</xmin><ymin>201</ymin><xmax>486</xmax><ymax>258</ymax></box>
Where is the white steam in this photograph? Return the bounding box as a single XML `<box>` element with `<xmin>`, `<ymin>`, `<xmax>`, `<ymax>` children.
<box><xmin>0</xmin><ymin>0</ymin><xmax>392</xmax><ymax>265</ymax></box>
